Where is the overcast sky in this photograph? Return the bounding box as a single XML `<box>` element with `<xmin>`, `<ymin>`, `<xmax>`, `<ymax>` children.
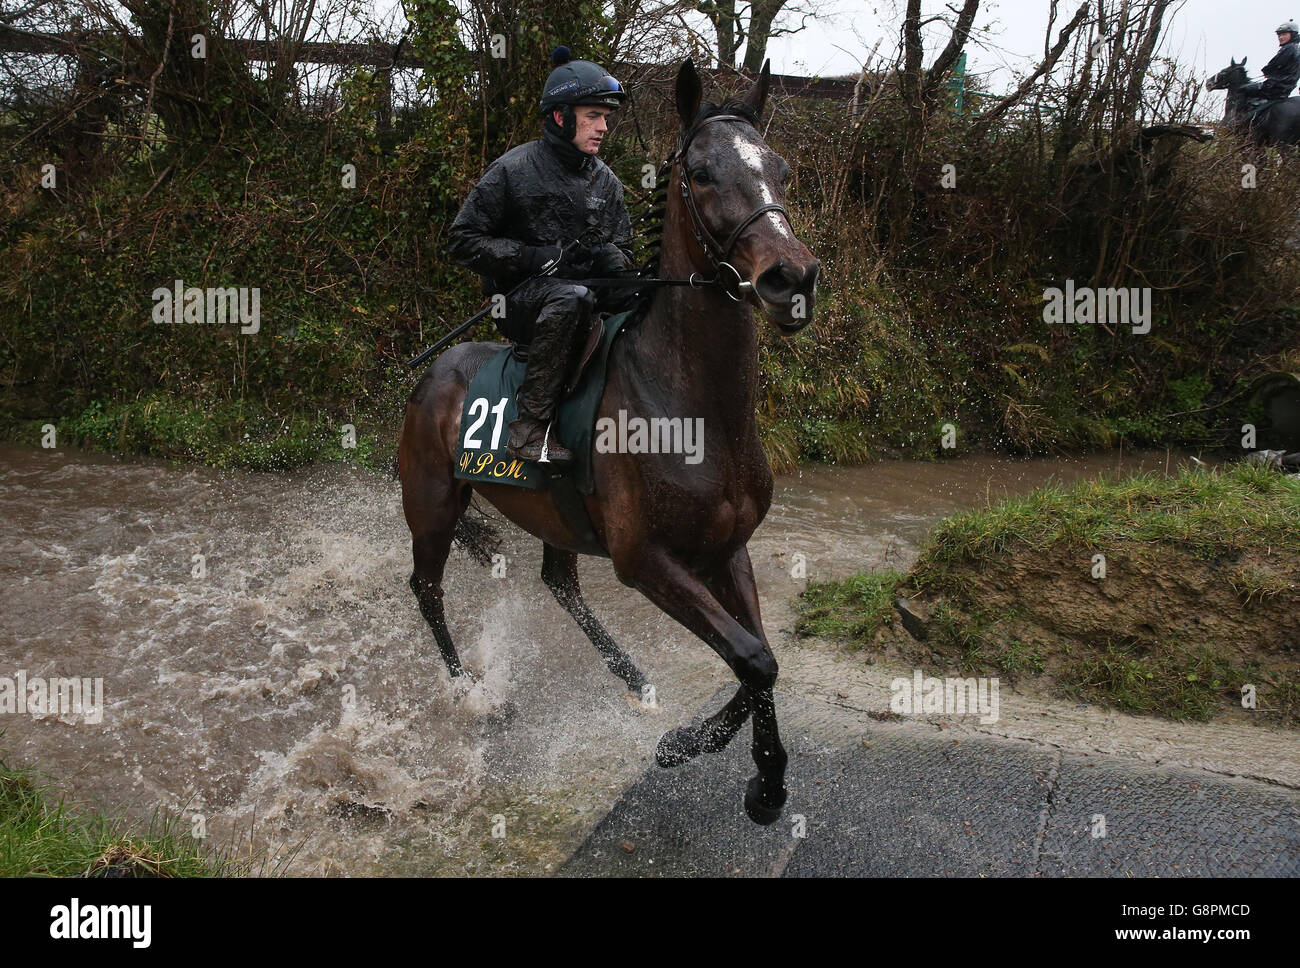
<box><xmin>765</xmin><ymin>0</ymin><xmax>1290</xmax><ymax>88</ymax></box>
<box><xmin>368</xmin><ymin>1</ymin><xmax>1291</xmax><ymax>114</ymax></box>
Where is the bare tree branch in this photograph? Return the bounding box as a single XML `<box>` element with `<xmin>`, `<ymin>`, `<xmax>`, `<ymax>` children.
<box><xmin>970</xmin><ymin>2</ymin><xmax>1089</xmax><ymax>137</ymax></box>
<box><xmin>919</xmin><ymin>0</ymin><xmax>979</xmax><ymax>107</ymax></box>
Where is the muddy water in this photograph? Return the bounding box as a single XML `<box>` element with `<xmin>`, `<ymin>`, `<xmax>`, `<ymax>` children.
<box><xmin>0</xmin><ymin>444</ymin><xmax>1180</xmax><ymax>875</ymax></box>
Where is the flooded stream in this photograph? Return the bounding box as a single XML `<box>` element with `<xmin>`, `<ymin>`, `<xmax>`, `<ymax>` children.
<box><xmin>0</xmin><ymin>444</ymin><xmax>1182</xmax><ymax>874</ymax></box>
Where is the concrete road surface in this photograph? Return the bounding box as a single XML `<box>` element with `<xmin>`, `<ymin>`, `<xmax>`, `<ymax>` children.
<box><xmin>561</xmin><ymin>690</ymin><xmax>1300</xmax><ymax>877</ymax></box>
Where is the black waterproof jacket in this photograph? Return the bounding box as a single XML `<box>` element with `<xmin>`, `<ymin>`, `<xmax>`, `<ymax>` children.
<box><xmin>1261</xmin><ymin>37</ymin><xmax>1300</xmax><ymax>99</ymax></box>
<box><xmin>447</xmin><ymin>126</ymin><xmax>633</xmax><ymax>295</ymax></box>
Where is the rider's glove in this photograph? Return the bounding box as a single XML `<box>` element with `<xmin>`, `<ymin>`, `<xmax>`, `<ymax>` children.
<box><xmin>518</xmin><ymin>242</ymin><xmax>563</xmax><ymax>277</ymax></box>
<box><xmin>589</xmin><ymin>243</ymin><xmax>633</xmax><ymax>278</ymax></box>
<box><xmin>558</xmin><ymin>243</ymin><xmax>596</xmax><ymax>278</ymax></box>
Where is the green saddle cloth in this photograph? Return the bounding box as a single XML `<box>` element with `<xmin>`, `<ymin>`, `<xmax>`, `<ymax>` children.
<box><xmin>454</xmin><ymin>310</ymin><xmax>633</xmax><ymax>494</ymax></box>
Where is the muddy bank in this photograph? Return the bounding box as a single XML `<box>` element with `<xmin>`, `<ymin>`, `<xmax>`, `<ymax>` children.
<box><xmin>797</xmin><ymin>465</ymin><xmax>1300</xmax><ymax>727</ymax></box>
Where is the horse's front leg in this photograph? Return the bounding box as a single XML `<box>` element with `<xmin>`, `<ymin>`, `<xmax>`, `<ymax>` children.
<box><xmin>659</xmin><ymin>545</ymin><xmax>776</xmax><ymax>763</ymax></box>
<box><xmin>744</xmin><ymin>686</ymin><xmax>787</xmax><ymax>825</ymax></box>
<box><xmin>711</xmin><ymin>546</ymin><xmax>787</xmax><ymax>825</ymax></box>
<box><xmin>619</xmin><ymin>546</ymin><xmax>786</xmax><ymax>825</ymax></box>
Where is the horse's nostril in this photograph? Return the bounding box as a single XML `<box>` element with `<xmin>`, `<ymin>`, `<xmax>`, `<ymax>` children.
<box><xmin>757</xmin><ymin>263</ymin><xmax>797</xmax><ymax>299</ymax></box>
<box><xmin>756</xmin><ymin>261</ymin><xmax>820</xmax><ymax>304</ymax></box>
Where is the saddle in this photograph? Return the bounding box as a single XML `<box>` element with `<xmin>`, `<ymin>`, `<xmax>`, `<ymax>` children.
<box><xmin>1245</xmin><ymin>95</ymin><xmax>1297</xmax><ymax>120</ymax></box>
<box><xmin>453</xmin><ymin>309</ymin><xmax>635</xmax><ymax>495</ymax></box>
<box><xmin>511</xmin><ymin>306</ymin><xmax>608</xmax><ymax>398</ymax></box>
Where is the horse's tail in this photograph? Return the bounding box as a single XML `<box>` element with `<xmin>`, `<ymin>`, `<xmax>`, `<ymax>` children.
<box><xmin>453</xmin><ymin>500</ymin><xmax>501</xmax><ymax>566</ymax></box>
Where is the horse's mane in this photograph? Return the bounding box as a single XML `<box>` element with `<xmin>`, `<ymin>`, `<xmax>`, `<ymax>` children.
<box><xmin>623</xmin><ymin>99</ymin><xmax>758</xmax><ymax>321</ymax></box>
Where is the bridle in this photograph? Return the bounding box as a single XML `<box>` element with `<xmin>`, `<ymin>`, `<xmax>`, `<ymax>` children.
<box><xmin>666</xmin><ymin>113</ymin><xmax>790</xmax><ymax>301</ymax></box>
<box><xmin>1206</xmin><ymin>64</ymin><xmax>1246</xmax><ymax>93</ymax></box>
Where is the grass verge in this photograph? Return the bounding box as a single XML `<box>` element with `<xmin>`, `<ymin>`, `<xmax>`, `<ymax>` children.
<box><xmin>0</xmin><ymin>754</ymin><xmax>257</xmax><ymax>877</ymax></box>
<box><xmin>793</xmin><ymin>465</ymin><xmax>1300</xmax><ymax>726</ymax></box>
<box><xmin>0</xmin><ymin>394</ymin><xmax>394</xmax><ymax>473</ymax></box>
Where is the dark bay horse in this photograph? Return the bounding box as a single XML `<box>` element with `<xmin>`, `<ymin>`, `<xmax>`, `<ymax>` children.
<box><xmin>398</xmin><ymin>59</ymin><xmax>820</xmax><ymax>825</ymax></box>
<box><xmin>1206</xmin><ymin>58</ymin><xmax>1300</xmax><ymax>147</ymax></box>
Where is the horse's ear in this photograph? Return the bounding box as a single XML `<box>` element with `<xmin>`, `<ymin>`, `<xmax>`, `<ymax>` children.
<box><xmin>741</xmin><ymin>59</ymin><xmax>772</xmax><ymax>119</ymax></box>
<box><xmin>676</xmin><ymin>58</ymin><xmax>702</xmax><ymax>127</ymax></box>
<box><xmin>1242</xmin><ymin>56</ymin><xmax>1247</xmax><ymax>66</ymax></box>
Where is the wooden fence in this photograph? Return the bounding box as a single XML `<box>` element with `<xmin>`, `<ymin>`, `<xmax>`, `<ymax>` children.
<box><xmin>0</xmin><ymin>27</ymin><xmax>865</xmax><ymax>130</ymax></box>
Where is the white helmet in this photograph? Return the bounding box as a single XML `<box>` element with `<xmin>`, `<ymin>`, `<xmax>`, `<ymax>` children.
<box><xmin>1277</xmin><ymin>20</ymin><xmax>1299</xmax><ymax>34</ymax></box>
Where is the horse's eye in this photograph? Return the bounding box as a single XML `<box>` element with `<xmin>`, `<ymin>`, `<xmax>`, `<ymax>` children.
<box><xmin>691</xmin><ymin>168</ymin><xmax>711</xmax><ymax>185</ymax></box>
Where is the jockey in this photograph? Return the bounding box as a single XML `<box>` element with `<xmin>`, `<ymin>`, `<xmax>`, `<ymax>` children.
<box><xmin>1240</xmin><ymin>21</ymin><xmax>1300</xmax><ymax>103</ymax></box>
<box><xmin>447</xmin><ymin>47</ymin><xmax>635</xmax><ymax>467</ymax></box>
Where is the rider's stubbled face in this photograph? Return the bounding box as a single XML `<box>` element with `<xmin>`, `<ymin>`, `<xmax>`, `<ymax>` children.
<box><xmin>558</xmin><ymin>107</ymin><xmax>612</xmax><ymax>155</ymax></box>
<box><xmin>1281</xmin><ymin>32</ymin><xmax>1294</xmax><ymax>46</ymax></box>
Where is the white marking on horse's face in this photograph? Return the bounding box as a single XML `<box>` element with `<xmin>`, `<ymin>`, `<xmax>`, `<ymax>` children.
<box><xmin>732</xmin><ymin>133</ymin><xmax>791</xmax><ymax>239</ymax></box>
<box><xmin>758</xmin><ymin>183</ymin><xmax>791</xmax><ymax>238</ymax></box>
<box><xmin>732</xmin><ymin>132</ymin><xmax>767</xmax><ymax>173</ymax></box>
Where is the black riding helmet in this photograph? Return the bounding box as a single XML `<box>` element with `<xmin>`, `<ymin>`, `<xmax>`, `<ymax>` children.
<box><xmin>538</xmin><ymin>46</ymin><xmax>627</xmax><ymax>116</ymax></box>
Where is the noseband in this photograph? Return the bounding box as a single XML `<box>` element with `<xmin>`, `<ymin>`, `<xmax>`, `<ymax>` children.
<box><xmin>667</xmin><ymin>114</ymin><xmax>790</xmax><ymax>300</ymax></box>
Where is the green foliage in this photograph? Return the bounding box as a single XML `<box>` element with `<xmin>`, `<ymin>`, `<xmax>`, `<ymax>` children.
<box><xmin>1228</xmin><ymin>565</ymin><xmax>1294</xmax><ymax>606</ymax></box>
<box><xmin>0</xmin><ymin>29</ymin><xmax>1297</xmax><ymax>470</ymax></box>
<box><xmin>914</xmin><ymin>465</ymin><xmax>1300</xmax><ymax>584</ymax></box>
<box><xmin>794</xmin><ymin>570</ymin><xmax>906</xmax><ymax>644</ymax></box>
<box><xmin>1060</xmin><ymin>642</ymin><xmax>1287</xmax><ymax>723</ymax></box>
<box><xmin>39</xmin><ymin>396</ymin><xmax>386</xmax><ymax>472</ymax></box>
<box><xmin>0</xmin><ymin>756</ymin><xmax>243</xmax><ymax>877</ymax></box>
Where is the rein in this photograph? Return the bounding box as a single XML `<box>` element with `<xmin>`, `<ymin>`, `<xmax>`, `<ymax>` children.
<box><xmin>576</xmin><ymin>264</ymin><xmax>748</xmax><ymax>295</ymax></box>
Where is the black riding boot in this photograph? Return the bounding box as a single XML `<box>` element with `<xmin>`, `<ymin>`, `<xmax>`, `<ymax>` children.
<box><xmin>507</xmin><ymin>285</ymin><xmax>593</xmax><ymax>466</ymax></box>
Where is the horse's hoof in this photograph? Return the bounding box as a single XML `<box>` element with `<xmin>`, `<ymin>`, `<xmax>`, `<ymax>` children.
<box><xmin>744</xmin><ymin>776</ymin><xmax>786</xmax><ymax>826</ymax></box>
<box><xmin>450</xmin><ymin>671</ymin><xmax>484</xmax><ymax>700</ymax></box>
<box><xmin>656</xmin><ymin>726</ymin><xmax>702</xmax><ymax>768</ymax></box>
<box><xmin>623</xmin><ymin>690</ymin><xmax>660</xmax><ymax>713</ymax></box>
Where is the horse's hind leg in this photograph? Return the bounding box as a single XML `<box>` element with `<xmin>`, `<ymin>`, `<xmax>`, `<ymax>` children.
<box><xmin>404</xmin><ymin>468</ymin><xmax>473</xmax><ymax>680</ymax></box>
<box><xmin>656</xmin><ymin>686</ymin><xmax>751</xmax><ymax>766</ymax></box>
<box><xmin>541</xmin><ymin>543</ymin><xmax>647</xmax><ymax>695</ymax></box>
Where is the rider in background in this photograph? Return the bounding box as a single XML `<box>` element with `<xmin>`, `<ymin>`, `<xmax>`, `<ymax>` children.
<box><xmin>1240</xmin><ymin>21</ymin><xmax>1300</xmax><ymax>104</ymax></box>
